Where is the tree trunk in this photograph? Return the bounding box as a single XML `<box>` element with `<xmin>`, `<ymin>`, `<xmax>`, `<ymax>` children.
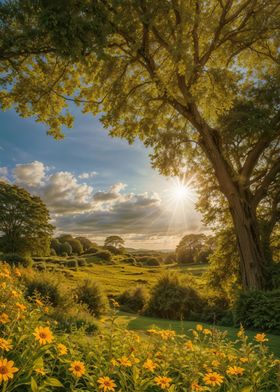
<box><xmin>228</xmin><ymin>194</ymin><xmax>266</xmax><ymax>290</ymax></box>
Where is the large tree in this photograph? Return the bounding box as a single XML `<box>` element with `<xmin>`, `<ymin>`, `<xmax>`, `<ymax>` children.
<box><xmin>0</xmin><ymin>0</ymin><xmax>279</xmax><ymax>289</ymax></box>
<box><xmin>0</xmin><ymin>181</ymin><xmax>53</xmax><ymax>255</ymax></box>
<box><xmin>104</xmin><ymin>235</ymin><xmax>124</xmax><ymax>249</ymax></box>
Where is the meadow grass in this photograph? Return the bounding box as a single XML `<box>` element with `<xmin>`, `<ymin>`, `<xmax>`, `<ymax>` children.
<box><xmin>115</xmin><ymin>312</ymin><xmax>280</xmax><ymax>357</ymax></box>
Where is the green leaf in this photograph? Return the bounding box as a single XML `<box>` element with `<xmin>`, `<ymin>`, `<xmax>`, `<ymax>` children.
<box><xmin>31</xmin><ymin>377</ymin><xmax>39</xmax><ymax>392</ymax></box>
<box><xmin>241</xmin><ymin>387</ymin><xmax>253</xmax><ymax>392</ymax></box>
<box><xmin>43</xmin><ymin>378</ymin><xmax>64</xmax><ymax>387</ymax></box>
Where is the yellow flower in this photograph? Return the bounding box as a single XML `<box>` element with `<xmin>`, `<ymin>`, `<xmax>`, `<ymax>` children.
<box><xmin>240</xmin><ymin>357</ymin><xmax>249</xmax><ymax>363</ymax></box>
<box><xmin>57</xmin><ymin>343</ymin><xmax>68</xmax><ymax>355</ymax></box>
<box><xmin>118</xmin><ymin>356</ymin><xmax>132</xmax><ymax>367</ymax></box>
<box><xmin>110</xmin><ymin>359</ymin><xmax>118</xmax><ymax>367</ymax></box>
<box><xmin>97</xmin><ymin>376</ymin><xmax>116</xmax><ymax>391</ymax></box>
<box><xmin>35</xmin><ymin>368</ymin><xmax>46</xmax><ymax>375</ymax></box>
<box><xmin>255</xmin><ymin>333</ymin><xmax>268</xmax><ymax>343</ymax></box>
<box><xmin>196</xmin><ymin>324</ymin><xmax>203</xmax><ymax>331</ymax></box>
<box><xmin>237</xmin><ymin>325</ymin><xmax>245</xmax><ymax>338</ymax></box>
<box><xmin>227</xmin><ymin>366</ymin><xmax>245</xmax><ymax>376</ymax></box>
<box><xmin>33</xmin><ymin>326</ymin><xmax>54</xmax><ymax>345</ymax></box>
<box><xmin>0</xmin><ymin>358</ymin><xmax>18</xmax><ymax>383</ymax></box>
<box><xmin>44</xmin><ymin>306</ymin><xmax>49</xmax><ymax>313</ymax></box>
<box><xmin>11</xmin><ymin>290</ymin><xmax>20</xmax><ymax>298</ymax></box>
<box><xmin>0</xmin><ymin>283</ymin><xmax>6</xmax><ymax>289</ymax></box>
<box><xmin>0</xmin><ymin>338</ymin><xmax>13</xmax><ymax>352</ymax></box>
<box><xmin>159</xmin><ymin>330</ymin><xmax>176</xmax><ymax>340</ymax></box>
<box><xmin>211</xmin><ymin>360</ymin><xmax>220</xmax><ymax>367</ymax></box>
<box><xmin>69</xmin><ymin>361</ymin><xmax>85</xmax><ymax>378</ymax></box>
<box><xmin>16</xmin><ymin>303</ymin><xmax>26</xmax><ymax>312</ymax></box>
<box><xmin>14</xmin><ymin>268</ymin><xmax>21</xmax><ymax>277</ymax></box>
<box><xmin>0</xmin><ymin>313</ymin><xmax>9</xmax><ymax>324</ymax></box>
<box><xmin>154</xmin><ymin>376</ymin><xmax>172</xmax><ymax>390</ymax></box>
<box><xmin>143</xmin><ymin>359</ymin><xmax>157</xmax><ymax>372</ymax></box>
<box><xmin>35</xmin><ymin>299</ymin><xmax>44</xmax><ymax>307</ymax></box>
<box><xmin>184</xmin><ymin>340</ymin><xmax>194</xmax><ymax>351</ymax></box>
<box><xmin>203</xmin><ymin>372</ymin><xmax>224</xmax><ymax>386</ymax></box>
<box><xmin>203</xmin><ymin>329</ymin><xmax>212</xmax><ymax>336</ymax></box>
<box><xmin>130</xmin><ymin>355</ymin><xmax>140</xmax><ymax>364</ymax></box>
<box><xmin>191</xmin><ymin>382</ymin><xmax>204</xmax><ymax>391</ymax></box>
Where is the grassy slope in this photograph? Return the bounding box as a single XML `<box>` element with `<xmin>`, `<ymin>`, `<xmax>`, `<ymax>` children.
<box><xmin>115</xmin><ymin>312</ymin><xmax>280</xmax><ymax>357</ymax></box>
<box><xmin>49</xmin><ymin>259</ymin><xmax>207</xmax><ymax>295</ymax></box>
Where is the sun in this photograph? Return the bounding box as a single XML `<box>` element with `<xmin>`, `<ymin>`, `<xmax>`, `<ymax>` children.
<box><xmin>169</xmin><ymin>178</ymin><xmax>194</xmax><ymax>203</ymax></box>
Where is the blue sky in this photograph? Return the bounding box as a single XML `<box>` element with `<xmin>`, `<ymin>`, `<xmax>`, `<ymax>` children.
<box><xmin>0</xmin><ymin>106</ymin><xmax>202</xmax><ymax>249</ymax></box>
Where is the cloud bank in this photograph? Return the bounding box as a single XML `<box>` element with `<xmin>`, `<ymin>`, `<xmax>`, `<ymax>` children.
<box><xmin>4</xmin><ymin>161</ymin><xmax>202</xmax><ymax>248</ymax></box>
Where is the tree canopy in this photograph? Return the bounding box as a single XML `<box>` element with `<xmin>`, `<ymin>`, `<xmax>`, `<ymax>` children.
<box><xmin>104</xmin><ymin>235</ymin><xmax>124</xmax><ymax>249</ymax></box>
<box><xmin>0</xmin><ymin>181</ymin><xmax>53</xmax><ymax>255</ymax></box>
<box><xmin>0</xmin><ymin>0</ymin><xmax>279</xmax><ymax>289</ymax></box>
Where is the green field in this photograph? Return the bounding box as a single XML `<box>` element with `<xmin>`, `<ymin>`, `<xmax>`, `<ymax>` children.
<box><xmin>114</xmin><ymin>312</ymin><xmax>280</xmax><ymax>357</ymax></box>
<box><xmin>39</xmin><ymin>257</ymin><xmax>208</xmax><ymax>295</ymax></box>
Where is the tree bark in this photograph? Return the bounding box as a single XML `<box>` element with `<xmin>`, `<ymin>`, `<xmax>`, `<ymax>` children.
<box><xmin>185</xmin><ymin>109</ymin><xmax>267</xmax><ymax>290</ymax></box>
<box><xmin>228</xmin><ymin>193</ymin><xmax>266</xmax><ymax>290</ymax></box>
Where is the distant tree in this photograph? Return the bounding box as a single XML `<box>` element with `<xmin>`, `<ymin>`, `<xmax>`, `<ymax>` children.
<box><xmin>76</xmin><ymin>236</ymin><xmax>92</xmax><ymax>251</ymax></box>
<box><xmin>51</xmin><ymin>239</ymin><xmax>61</xmax><ymax>254</ymax></box>
<box><xmin>59</xmin><ymin>242</ymin><xmax>72</xmax><ymax>256</ymax></box>
<box><xmin>104</xmin><ymin>236</ymin><xmax>124</xmax><ymax>249</ymax></box>
<box><xmin>67</xmin><ymin>238</ymin><xmax>83</xmax><ymax>255</ymax></box>
<box><xmin>0</xmin><ymin>181</ymin><xmax>53</xmax><ymax>255</ymax></box>
<box><xmin>176</xmin><ymin>234</ymin><xmax>207</xmax><ymax>264</ymax></box>
<box><xmin>58</xmin><ymin>234</ymin><xmax>73</xmax><ymax>243</ymax></box>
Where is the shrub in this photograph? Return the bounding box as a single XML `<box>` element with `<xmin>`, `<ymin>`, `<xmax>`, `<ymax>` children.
<box><xmin>77</xmin><ymin>258</ymin><xmax>87</xmax><ymax>267</ymax></box>
<box><xmin>146</xmin><ymin>273</ymin><xmax>203</xmax><ymax>320</ymax></box>
<box><xmin>23</xmin><ymin>271</ymin><xmax>66</xmax><ymax>307</ymax></box>
<box><xmin>118</xmin><ymin>287</ymin><xmax>149</xmax><ymax>312</ymax></box>
<box><xmin>65</xmin><ymin>259</ymin><xmax>78</xmax><ymax>268</ymax></box>
<box><xmin>51</xmin><ymin>304</ymin><xmax>98</xmax><ymax>334</ymax></box>
<box><xmin>137</xmin><ymin>256</ymin><xmax>161</xmax><ymax>266</ymax></box>
<box><xmin>50</xmin><ymin>248</ymin><xmax>57</xmax><ymax>256</ymax></box>
<box><xmin>235</xmin><ymin>290</ymin><xmax>280</xmax><ymax>333</ymax></box>
<box><xmin>74</xmin><ymin>279</ymin><xmax>108</xmax><ymax>317</ymax></box>
<box><xmin>95</xmin><ymin>250</ymin><xmax>112</xmax><ymax>262</ymax></box>
<box><xmin>122</xmin><ymin>257</ymin><xmax>136</xmax><ymax>264</ymax></box>
<box><xmin>2</xmin><ymin>253</ymin><xmax>33</xmax><ymax>267</ymax></box>
<box><xmin>83</xmin><ymin>246</ymin><xmax>99</xmax><ymax>254</ymax></box>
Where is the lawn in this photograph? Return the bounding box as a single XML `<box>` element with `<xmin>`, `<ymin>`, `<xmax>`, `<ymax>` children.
<box><xmin>114</xmin><ymin>312</ymin><xmax>280</xmax><ymax>357</ymax></box>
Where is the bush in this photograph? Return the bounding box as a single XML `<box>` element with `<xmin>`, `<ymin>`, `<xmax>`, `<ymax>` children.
<box><xmin>23</xmin><ymin>271</ymin><xmax>66</xmax><ymax>307</ymax></box>
<box><xmin>50</xmin><ymin>248</ymin><xmax>57</xmax><ymax>256</ymax></box>
<box><xmin>83</xmin><ymin>247</ymin><xmax>99</xmax><ymax>254</ymax></box>
<box><xmin>65</xmin><ymin>259</ymin><xmax>78</xmax><ymax>268</ymax></box>
<box><xmin>94</xmin><ymin>250</ymin><xmax>112</xmax><ymax>262</ymax></box>
<box><xmin>2</xmin><ymin>253</ymin><xmax>33</xmax><ymax>267</ymax></box>
<box><xmin>74</xmin><ymin>279</ymin><xmax>108</xmax><ymax>317</ymax></box>
<box><xmin>137</xmin><ymin>256</ymin><xmax>161</xmax><ymax>266</ymax></box>
<box><xmin>235</xmin><ymin>290</ymin><xmax>280</xmax><ymax>333</ymax></box>
<box><xmin>146</xmin><ymin>273</ymin><xmax>203</xmax><ymax>320</ymax></box>
<box><xmin>51</xmin><ymin>304</ymin><xmax>98</xmax><ymax>334</ymax></box>
<box><xmin>122</xmin><ymin>257</ymin><xmax>137</xmax><ymax>264</ymax></box>
<box><xmin>118</xmin><ymin>287</ymin><xmax>149</xmax><ymax>312</ymax></box>
<box><xmin>77</xmin><ymin>258</ymin><xmax>87</xmax><ymax>267</ymax></box>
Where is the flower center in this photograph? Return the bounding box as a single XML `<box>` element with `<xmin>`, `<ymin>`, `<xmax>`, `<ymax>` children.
<box><xmin>39</xmin><ymin>332</ymin><xmax>47</xmax><ymax>339</ymax></box>
<box><xmin>0</xmin><ymin>366</ymin><xmax>7</xmax><ymax>375</ymax></box>
<box><xmin>74</xmin><ymin>366</ymin><xmax>81</xmax><ymax>371</ymax></box>
<box><xmin>210</xmin><ymin>376</ymin><xmax>217</xmax><ymax>381</ymax></box>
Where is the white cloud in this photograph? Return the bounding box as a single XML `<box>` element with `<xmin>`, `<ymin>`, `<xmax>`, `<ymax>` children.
<box><xmin>5</xmin><ymin>161</ymin><xmax>202</xmax><ymax>248</ymax></box>
<box><xmin>78</xmin><ymin>171</ymin><xmax>98</xmax><ymax>179</ymax></box>
<box><xmin>0</xmin><ymin>166</ymin><xmax>8</xmax><ymax>182</ymax></box>
<box><xmin>13</xmin><ymin>161</ymin><xmax>45</xmax><ymax>187</ymax></box>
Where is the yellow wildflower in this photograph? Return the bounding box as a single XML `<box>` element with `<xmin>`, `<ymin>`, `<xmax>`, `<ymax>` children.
<box><xmin>227</xmin><ymin>366</ymin><xmax>245</xmax><ymax>376</ymax></box>
<box><xmin>255</xmin><ymin>333</ymin><xmax>268</xmax><ymax>343</ymax></box>
<box><xmin>0</xmin><ymin>313</ymin><xmax>9</xmax><ymax>324</ymax></box>
<box><xmin>203</xmin><ymin>372</ymin><xmax>224</xmax><ymax>386</ymax></box>
<box><xmin>154</xmin><ymin>376</ymin><xmax>172</xmax><ymax>390</ymax></box>
<box><xmin>57</xmin><ymin>343</ymin><xmax>68</xmax><ymax>355</ymax></box>
<box><xmin>0</xmin><ymin>338</ymin><xmax>13</xmax><ymax>352</ymax></box>
<box><xmin>97</xmin><ymin>376</ymin><xmax>116</xmax><ymax>391</ymax></box>
<box><xmin>143</xmin><ymin>359</ymin><xmax>157</xmax><ymax>372</ymax></box>
<box><xmin>118</xmin><ymin>356</ymin><xmax>132</xmax><ymax>367</ymax></box>
<box><xmin>0</xmin><ymin>359</ymin><xmax>18</xmax><ymax>383</ymax></box>
<box><xmin>33</xmin><ymin>326</ymin><xmax>53</xmax><ymax>345</ymax></box>
<box><xmin>69</xmin><ymin>361</ymin><xmax>85</xmax><ymax>378</ymax></box>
